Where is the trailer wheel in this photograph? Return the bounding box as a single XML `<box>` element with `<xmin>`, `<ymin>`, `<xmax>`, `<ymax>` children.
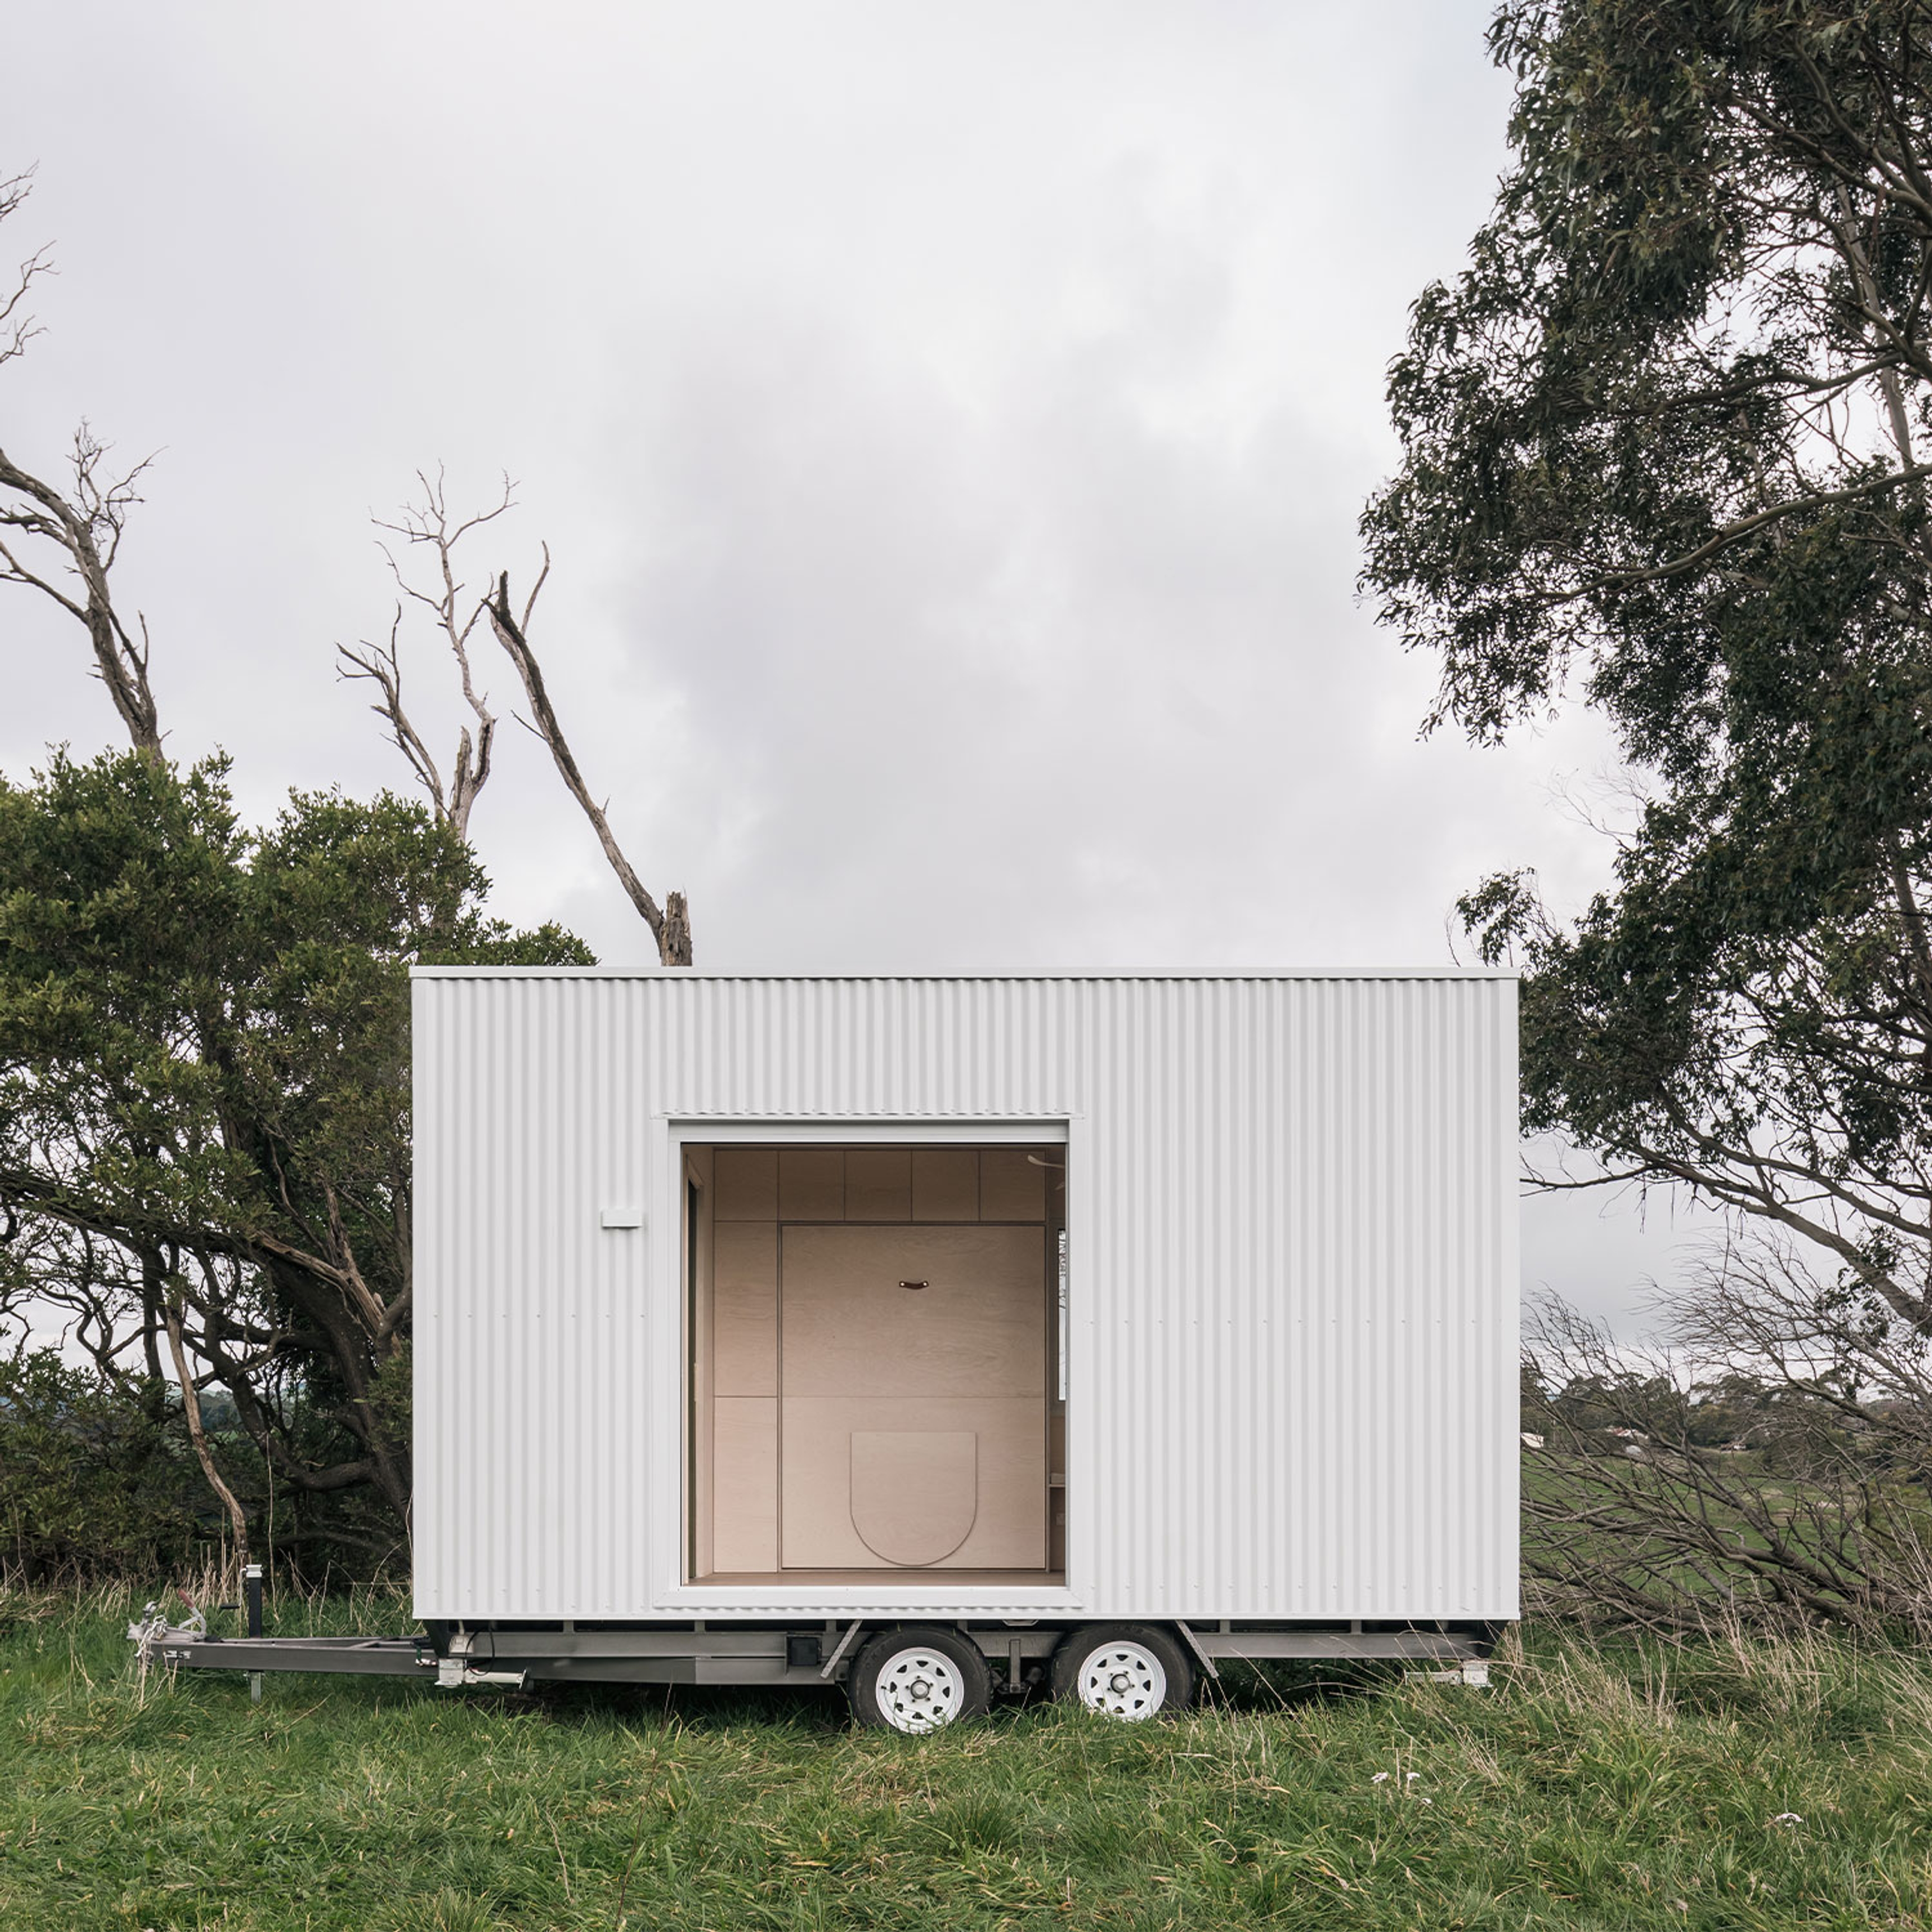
<box><xmin>1050</xmin><ymin>1625</ymin><xmax>1194</xmax><ymax>1719</ymax></box>
<box><xmin>847</xmin><ymin>1627</ymin><xmax>990</xmax><ymax>1733</ymax></box>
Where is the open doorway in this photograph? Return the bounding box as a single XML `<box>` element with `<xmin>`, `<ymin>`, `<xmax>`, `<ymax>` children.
<box><xmin>683</xmin><ymin>1143</ymin><xmax>1067</xmax><ymax>1585</ymax></box>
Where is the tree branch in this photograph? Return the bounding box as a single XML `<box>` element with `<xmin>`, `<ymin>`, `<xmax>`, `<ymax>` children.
<box><xmin>347</xmin><ymin>469</ymin><xmax>501</xmax><ymax>836</ymax></box>
<box><xmin>485</xmin><ymin>561</ymin><xmax>692</xmax><ymax>964</ymax></box>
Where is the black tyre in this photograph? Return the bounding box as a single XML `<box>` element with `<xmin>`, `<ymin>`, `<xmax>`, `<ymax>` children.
<box><xmin>847</xmin><ymin>1626</ymin><xmax>992</xmax><ymax>1733</ymax></box>
<box><xmin>1049</xmin><ymin>1624</ymin><xmax>1194</xmax><ymax>1719</ymax></box>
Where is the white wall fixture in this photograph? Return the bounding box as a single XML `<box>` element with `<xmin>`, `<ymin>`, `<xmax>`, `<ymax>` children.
<box><xmin>599</xmin><ymin>1208</ymin><xmax>645</xmax><ymax>1230</ymax></box>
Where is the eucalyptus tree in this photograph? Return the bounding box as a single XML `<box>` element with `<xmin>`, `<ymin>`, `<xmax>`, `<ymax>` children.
<box><xmin>1363</xmin><ymin>1</ymin><xmax>1932</xmax><ymax>1624</ymax></box>
<box><xmin>1365</xmin><ymin>1</ymin><xmax>1932</xmax><ymax>1340</ymax></box>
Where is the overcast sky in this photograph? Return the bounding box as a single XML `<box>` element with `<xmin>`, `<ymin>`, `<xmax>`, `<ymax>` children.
<box><xmin>3</xmin><ymin>2</ymin><xmax>1724</xmax><ymax>1334</ymax></box>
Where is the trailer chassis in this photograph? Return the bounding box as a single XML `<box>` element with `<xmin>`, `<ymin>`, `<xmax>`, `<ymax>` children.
<box><xmin>130</xmin><ymin>1610</ymin><xmax>1497</xmax><ymax>1693</ymax></box>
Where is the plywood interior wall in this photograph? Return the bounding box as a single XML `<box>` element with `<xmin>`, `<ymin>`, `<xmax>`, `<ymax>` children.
<box><xmin>690</xmin><ymin>1146</ymin><xmax>1064</xmax><ymax>1579</ymax></box>
<box><xmin>780</xmin><ymin>1224</ymin><xmax>1046</xmax><ymax>1567</ymax></box>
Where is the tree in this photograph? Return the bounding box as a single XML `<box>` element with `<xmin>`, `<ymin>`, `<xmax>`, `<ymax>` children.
<box><xmin>0</xmin><ymin>748</ymin><xmax>591</xmax><ymax>1560</ymax></box>
<box><xmin>1363</xmin><ymin>2</ymin><xmax>1932</xmax><ymax>1343</ymax></box>
<box><xmin>0</xmin><ymin>1351</ymin><xmax>210</xmax><ymax>1584</ymax></box>
<box><xmin>0</xmin><ymin>169</ymin><xmax>682</xmax><ymax>1575</ymax></box>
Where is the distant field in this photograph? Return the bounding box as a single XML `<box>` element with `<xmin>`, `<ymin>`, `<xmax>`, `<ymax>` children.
<box><xmin>1</xmin><ymin>1589</ymin><xmax>1928</xmax><ymax>1929</ymax></box>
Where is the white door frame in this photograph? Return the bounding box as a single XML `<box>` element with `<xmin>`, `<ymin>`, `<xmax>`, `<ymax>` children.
<box><xmin>651</xmin><ymin>1115</ymin><xmax>1087</xmax><ymax>1617</ymax></box>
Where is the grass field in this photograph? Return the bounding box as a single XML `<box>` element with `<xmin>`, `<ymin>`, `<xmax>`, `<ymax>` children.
<box><xmin>1</xmin><ymin>1590</ymin><xmax>1929</xmax><ymax>1929</ymax></box>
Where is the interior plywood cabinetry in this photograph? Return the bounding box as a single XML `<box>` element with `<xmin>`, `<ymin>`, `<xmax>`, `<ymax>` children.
<box><xmin>690</xmin><ymin>1144</ymin><xmax>1065</xmax><ymax>1583</ymax></box>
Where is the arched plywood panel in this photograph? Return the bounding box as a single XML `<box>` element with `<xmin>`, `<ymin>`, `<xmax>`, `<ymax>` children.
<box><xmin>850</xmin><ymin>1430</ymin><xmax>978</xmax><ymax>1565</ymax></box>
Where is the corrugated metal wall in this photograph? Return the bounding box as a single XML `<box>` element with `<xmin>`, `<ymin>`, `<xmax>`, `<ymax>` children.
<box><xmin>413</xmin><ymin>973</ymin><xmax>1517</xmax><ymax>1623</ymax></box>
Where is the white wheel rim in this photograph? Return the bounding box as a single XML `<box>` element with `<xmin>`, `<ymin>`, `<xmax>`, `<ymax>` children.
<box><xmin>1077</xmin><ymin>1641</ymin><xmax>1167</xmax><ymax>1719</ymax></box>
<box><xmin>873</xmin><ymin>1645</ymin><xmax>965</xmax><ymax>1733</ymax></box>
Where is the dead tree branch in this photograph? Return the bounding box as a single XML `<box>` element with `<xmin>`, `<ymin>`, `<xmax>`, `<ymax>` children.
<box><xmin>0</xmin><ymin>177</ymin><xmax>161</xmax><ymax>753</ymax></box>
<box><xmin>338</xmin><ymin>612</ymin><xmax>454</xmax><ymax>818</ymax></box>
<box><xmin>338</xmin><ymin>469</ymin><xmax>500</xmax><ymax>837</ymax></box>
<box><xmin>0</xmin><ymin>431</ymin><xmax>162</xmax><ymax>753</ymax></box>
<box><xmin>485</xmin><ymin>558</ymin><xmax>692</xmax><ymax>964</ymax></box>
<box><xmin>0</xmin><ymin>168</ymin><xmax>47</xmax><ymax>371</ymax></box>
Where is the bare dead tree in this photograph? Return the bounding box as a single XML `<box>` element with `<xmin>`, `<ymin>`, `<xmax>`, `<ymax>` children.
<box><xmin>0</xmin><ymin>173</ymin><xmax>161</xmax><ymax>754</ymax></box>
<box><xmin>342</xmin><ymin>474</ymin><xmax>691</xmax><ymax>966</ymax></box>
<box><xmin>485</xmin><ymin>560</ymin><xmax>692</xmax><ymax>965</ymax></box>
<box><xmin>337</xmin><ymin>470</ymin><xmax>502</xmax><ymax>839</ymax></box>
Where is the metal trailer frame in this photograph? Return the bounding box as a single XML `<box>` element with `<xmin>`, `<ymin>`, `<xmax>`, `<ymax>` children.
<box><xmin>130</xmin><ymin>1613</ymin><xmax>1497</xmax><ymax>1695</ymax></box>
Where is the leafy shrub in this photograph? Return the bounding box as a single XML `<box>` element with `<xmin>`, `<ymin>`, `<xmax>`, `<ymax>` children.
<box><xmin>0</xmin><ymin>1350</ymin><xmax>212</xmax><ymax>1582</ymax></box>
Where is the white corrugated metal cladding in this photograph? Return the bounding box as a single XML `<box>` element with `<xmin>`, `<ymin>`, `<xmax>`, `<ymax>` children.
<box><xmin>412</xmin><ymin>973</ymin><xmax>1518</xmax><ymax>1624</ymax></box>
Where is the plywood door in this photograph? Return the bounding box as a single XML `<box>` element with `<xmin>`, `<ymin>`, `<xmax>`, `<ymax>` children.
<box><xmin>780</xmin><ymin>1225</ymin><xmax>1047</xmax><ymax>1568</ymax></box>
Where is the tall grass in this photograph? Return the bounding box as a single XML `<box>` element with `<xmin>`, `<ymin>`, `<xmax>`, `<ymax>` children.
<box><xmin>1</xmin><ymin>1590</ymin><xmax>1927</xmax><ymax>1928</ymax></box>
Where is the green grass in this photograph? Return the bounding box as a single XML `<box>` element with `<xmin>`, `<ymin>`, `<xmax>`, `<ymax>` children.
<box><xmin>1</xmin><ymin>1590</ymin><xmax>1929</xmax><ymax>1928</ymax></box>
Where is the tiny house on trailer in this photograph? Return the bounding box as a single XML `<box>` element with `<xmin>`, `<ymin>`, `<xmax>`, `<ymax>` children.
<box><xmin>137</xmin><ymin>971</ymin><xmax>1519</xmax><ymax>1732</ymax></box>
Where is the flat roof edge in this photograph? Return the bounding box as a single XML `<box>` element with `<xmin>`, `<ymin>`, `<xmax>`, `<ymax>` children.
<box><xmin>410</xmin><ymin>966</ymin><xmax>1518</xmax><ymax>981</ymax></box>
